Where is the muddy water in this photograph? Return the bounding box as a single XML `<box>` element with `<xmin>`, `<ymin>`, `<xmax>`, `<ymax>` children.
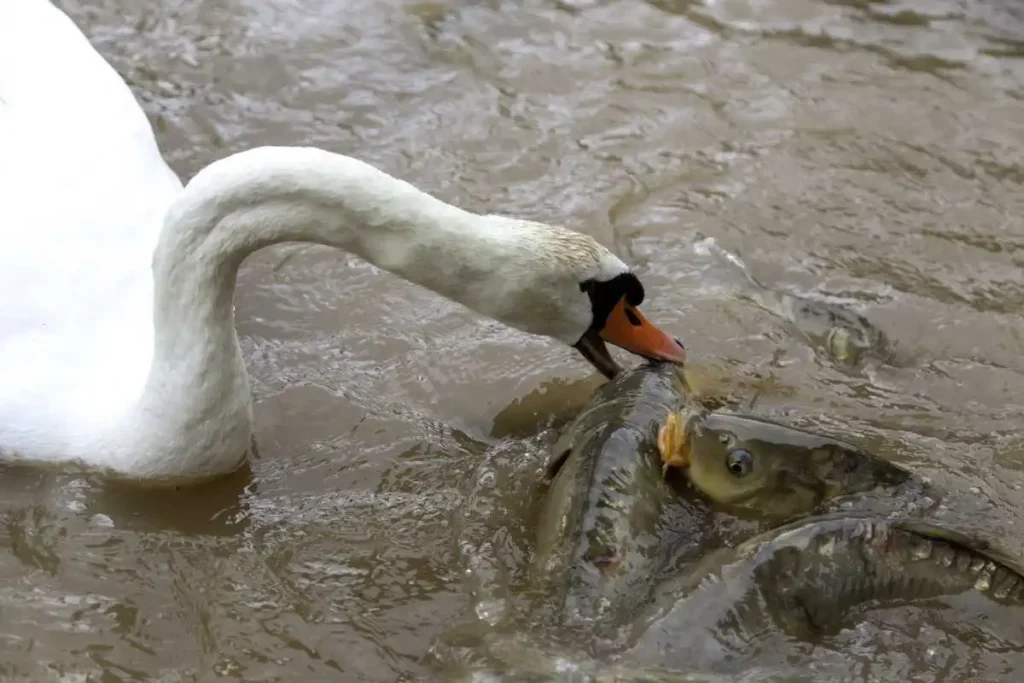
<box><xmin>4</xmin><ymin>0</ymin><xmax>1024</xmax><ymax>680</ymax></box>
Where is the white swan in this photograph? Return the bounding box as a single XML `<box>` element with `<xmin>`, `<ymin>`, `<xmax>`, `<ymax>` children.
<box><xmin>0</xmin><ymin>0</ymin><xmax>686</xmax><ymax>482</ymax></box>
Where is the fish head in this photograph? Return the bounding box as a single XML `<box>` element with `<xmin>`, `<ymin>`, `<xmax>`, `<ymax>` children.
<box><xmin>788</xmin><ymin>297</ymin><xmax>889</xmax><ymax>366</ymax></box>
<box><xmin>683</xmin><ymin>414</ymin><xmax>891</xmax><ymax>521</ymax></box>
<box><xmin>825</xmin><ymin>326</ymin><xmax>863</xmax><ymax>364</ymax></box>
<box><xmin>685</xmin><ymin>419</ymin><xmax>811</xmax><ymax>519</ymax></box>
<box><xmin>684</xmin><ymin>413</ymin><xmax>913</xmax><ymax>520</ymax></box>
<box><xmin>824</xmin><ymin>325</ymin><xmax>883</xmax><ymax>365</ymax></box>
<box><xmin>820</xmin><ymin>305</ymin><xmax>890</xmax><ymax>365</ymax></box>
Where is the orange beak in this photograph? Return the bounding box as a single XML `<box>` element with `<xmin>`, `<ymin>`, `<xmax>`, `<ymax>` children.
<box><xmin>600</xmin><ymin>299</ymin><xmax>687</xmax><ymax>365</ymax></box>
<box><xmin>573</xmin><ymin>298</ymin><xmax>687</xmax><ymax>379</ymax></box>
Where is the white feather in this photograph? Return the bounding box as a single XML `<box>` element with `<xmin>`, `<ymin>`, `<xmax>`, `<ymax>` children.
<box><xmin>0</xmin><ymin>0</ymin><xmax>630</xmax><ymax>481</ymax></box>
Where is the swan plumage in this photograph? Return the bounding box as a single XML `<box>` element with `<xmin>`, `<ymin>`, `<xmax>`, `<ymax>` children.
<box><xmin>0</xmin><ymin>0</ymin><xmax>685</xmax><ymax>482</ymax></box>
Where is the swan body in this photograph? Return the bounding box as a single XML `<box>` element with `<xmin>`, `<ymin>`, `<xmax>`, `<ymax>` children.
<box><xmin>0</xmin><ymin>0</ymin><xmax>685</xmax><ymax>482</ymax></box>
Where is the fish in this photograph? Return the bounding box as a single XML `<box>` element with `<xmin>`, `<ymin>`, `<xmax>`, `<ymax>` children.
<box><xmin>617</xmin><ymin>513</ymin><xmax>1024</xmax><ymax>676</ymax></box>
<box><xmin>657</xmin><ymin>409</ymin><xmax>916</xmax><ymax>521</ymax></box>
<box><xmin>693</xmin><ymin>236</ymin><xmax>894</xmax><ymax>366</ymax></box>
<box><xmin>529</xmin><ymin>361</ymin><xmax>689</xmax><ymax>627</ymax></box>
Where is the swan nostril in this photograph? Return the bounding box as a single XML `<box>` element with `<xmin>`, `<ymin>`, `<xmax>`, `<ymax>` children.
<box><xmin>625</xmin><ymin>309</ymin><xmax>642</xmax><ymax>326</ymax></box>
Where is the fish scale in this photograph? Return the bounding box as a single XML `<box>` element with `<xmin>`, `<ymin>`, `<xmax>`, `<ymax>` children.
<box><xmin>762</xmin><ymin>519</ymin><xmax>1024</xmax><ymax>634</ymax></box>
<box><xmin>619</xmin><ymin>514</ymin><xmax>1024</xmax><ymax>675</ymax></box>
<box><xmin>529</xmin><ymin>363</ymin><xmax>689</xmax><ymax>628</ymax></box>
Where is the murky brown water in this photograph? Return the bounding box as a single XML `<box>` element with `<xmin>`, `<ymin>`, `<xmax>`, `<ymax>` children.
<box><xmin>5</xmin><ymin>0</ymin><xmax>1024</xmax><ymax>680</ymax></box>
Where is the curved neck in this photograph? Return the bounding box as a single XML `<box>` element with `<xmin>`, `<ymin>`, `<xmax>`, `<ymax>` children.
<box><xmin>151</xmin><ymin>146</ymin><xmax>494</xmax><ymax>362</ymax></box>
<box><xmin>130</xmin><ymin>147</ymin><xmax>506</xmax><ymax>477</ymax></box>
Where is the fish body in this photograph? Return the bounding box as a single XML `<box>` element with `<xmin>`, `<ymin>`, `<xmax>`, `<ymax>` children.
<box><xmin>694</xmin><ymin>236</ymin><xmax>893</xmax><ymax>365</ymax></box>
<box><xmin>662</xmin><ymin>410</ymin><xmax>916</xmax><ymax>521</ymax></box>
<box><xmin>619</xmin><ymin>514</ymin><xmax>1024</xmax><ymax>674</ymax></box>
<box><xmin>530</xmin><ymin>362</ymin><xmax>688</xmax><ymax>626</ymax></box>
<box><xmin>750</xmin><ymin>286</ymin><xmax>891</xmax><ymax>366</ymax></box>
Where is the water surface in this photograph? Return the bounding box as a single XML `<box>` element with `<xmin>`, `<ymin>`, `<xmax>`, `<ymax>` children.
<box><xmin>5</xmin><ymin>0</ymin><xmax>1024</xmax><ymax>680</ymax></box>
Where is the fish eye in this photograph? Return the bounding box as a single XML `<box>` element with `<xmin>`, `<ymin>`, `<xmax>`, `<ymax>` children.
<box><xmin>726</xmin><ymin>449</ymin><xmax>753</xmax><ymax>477</ymax></box>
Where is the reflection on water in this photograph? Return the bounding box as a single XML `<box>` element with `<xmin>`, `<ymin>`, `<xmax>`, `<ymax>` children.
<box><xmin>4</xmin><ymin>0</ymin><xmax>1023</xmax><ymax>679</ymax></box>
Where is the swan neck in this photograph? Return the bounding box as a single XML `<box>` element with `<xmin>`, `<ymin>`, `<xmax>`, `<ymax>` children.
<box><xmin>129</xmin><ymin>147</ymin><xmax>494</xmax><ymax>477</ymax></box>
<box><xmin>150</xmin><ymin>146</ymin><xmax>483</xmax><ymax>361</ymax></box>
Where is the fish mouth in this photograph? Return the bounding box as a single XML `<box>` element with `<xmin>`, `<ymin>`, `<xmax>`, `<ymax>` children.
<box><xmin>657</xmin><ymin>409</ymin><xmax>692</xmax><ymax>472</ymax></box>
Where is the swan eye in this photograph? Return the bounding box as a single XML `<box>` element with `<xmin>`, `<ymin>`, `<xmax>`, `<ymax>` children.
<box><xmin>726</xmin><ymin>449</ymin><xmax>753</xmax><ymax>477</ymax></box>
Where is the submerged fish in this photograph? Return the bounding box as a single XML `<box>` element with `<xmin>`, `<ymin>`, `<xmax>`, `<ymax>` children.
<box><xmin>694</xmin><ymin>236</ymin><xmax>893</xmax><ymax>366</ymax></box>
<box><xmin>530</xmin><ymin>362</ymin><xmax>688</xmax><ymax>626</ymax></box>
<box><xmin>618</xmin><ymin>514</ymin><xmax>1024</xmax><ymax>675</ymax></box>
<box><xmin>658</xmin><ymin>410</ymin><xmax>915</xmax><ymax>521</ymax></box>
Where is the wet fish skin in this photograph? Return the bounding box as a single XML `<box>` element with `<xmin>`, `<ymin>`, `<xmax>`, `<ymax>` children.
<box><xmin>752</xmin><ymin>288</ymin><xmax>892</xmax><ymax>366</ymax></box>
<box><xmin>530</xmin><ymin>362</ymin><xmax>688</xmax><ymax>626</ymax></box>
<box><xmin>681</xmin><ymin>411</ymin><xmax>914</xmax><ymax>521</ymax></box>
<box><xmin>619</xmin><ymin>513</ymin><xmax>1024</xmax><ymax>674</ymax></box>
<box><xmin>695</xmin><ymin>236</ymin><xmax>893</xmax><ymax>366</ymax></box>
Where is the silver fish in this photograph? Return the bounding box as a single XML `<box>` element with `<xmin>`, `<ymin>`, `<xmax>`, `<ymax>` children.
<box><xmin>662</xmin><ymin>410</ymin><xmax>916</xmax><ymax>521</ymax></box>
<box><xmin>694</xmin><ymin>236</ymin><xmax>894</xmax><ymax>366</ymax></box>
<box><xmin>530</xmin><ymin>362</ymin><xmax>688</xmax><ymax>626</ymax></box>
<box><xmin>618</xmin><ymin>513</ymin><xmax>1024</xmax><ymax>675</ymax></box>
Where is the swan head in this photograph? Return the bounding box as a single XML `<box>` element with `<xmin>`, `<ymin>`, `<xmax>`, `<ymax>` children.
<box><xmin>570</xmin><ymin>254</ymin><xmax>687</xmax><ymax>379</ymax></box>
<box><xmin>478</xmin><ymin>219</ymin><xmax>687</xmax><ymax>378</ymax></box>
